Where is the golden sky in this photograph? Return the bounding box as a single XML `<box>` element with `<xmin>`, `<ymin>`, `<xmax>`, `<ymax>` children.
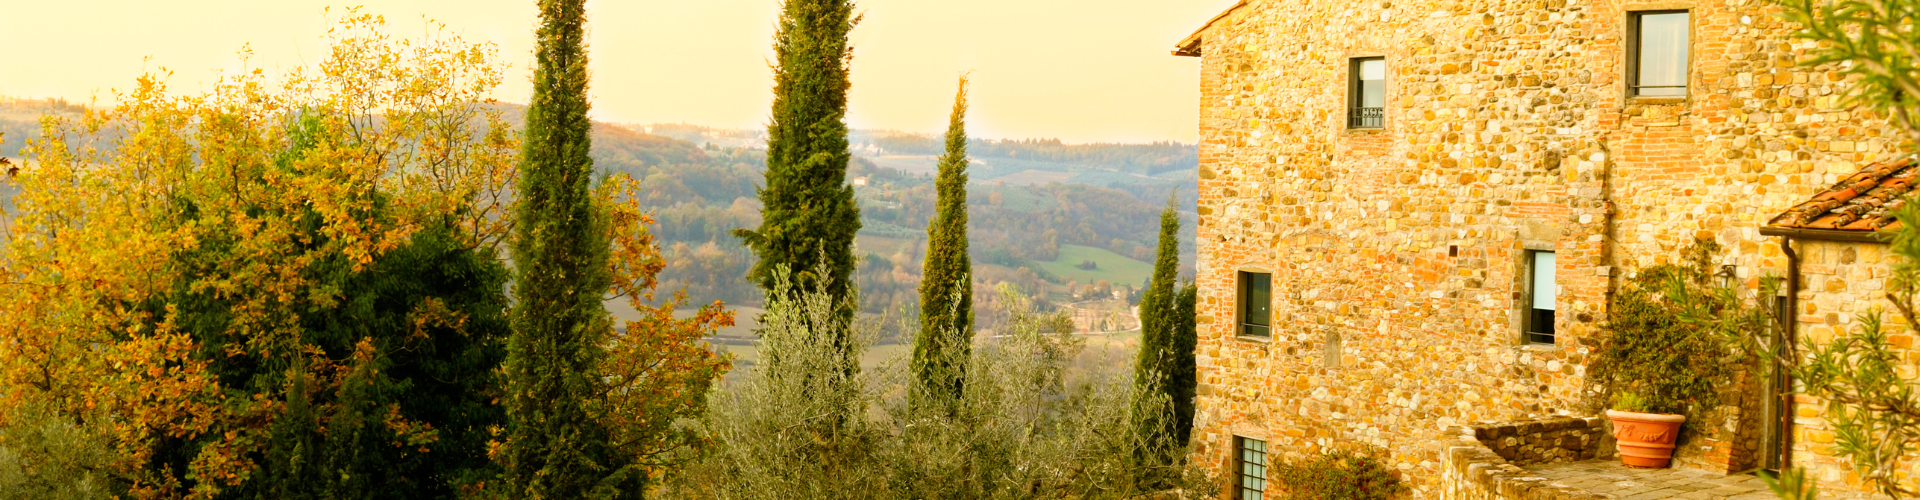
<box><xmin>0</xmin><ymin>1</ymin><xmax>1231</xmax><ymax>143</ymax></box>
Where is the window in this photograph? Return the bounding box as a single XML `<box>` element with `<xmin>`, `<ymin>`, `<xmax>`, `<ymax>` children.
<box><xmin>1348</xmin><ymin>57</ymin><xmax>1386</xmax><ymax>128</ymax></box>
<box><xmin>1238</xmin><ymin>271</ymin><xmax>1271</xmax><ymax>337</ymax></box>
<box><xmin>1630</xmin><ymin>11</ymin><xmax>1690</xmax><ymax>97</ymax></box>
<box><xmin>1525</xmin><ymin>251</ymin><xmax>1557</xmax><ymax>344</ymax></box>
<box><xmin>1235</xmin><ymin>437</ymin><xmax>1268</xmax><ymax>500</ymax></box>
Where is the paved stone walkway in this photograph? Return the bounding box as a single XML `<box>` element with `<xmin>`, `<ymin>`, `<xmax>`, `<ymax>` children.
<box><xmin>1525</xmin><ymin>460</ymin><xmax>1871</xmax><ymax>500</ymax></box>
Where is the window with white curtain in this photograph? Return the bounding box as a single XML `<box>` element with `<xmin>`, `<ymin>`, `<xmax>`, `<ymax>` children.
<box><xmin>1631</xmin><ymin>11</ymin><xmax>1689</xmax><ymax>97</ymax></box>
<box><xmin>1526</xmin><ymin>251</ymin><xmax>1557</xmax><ymax>344</ymax></box>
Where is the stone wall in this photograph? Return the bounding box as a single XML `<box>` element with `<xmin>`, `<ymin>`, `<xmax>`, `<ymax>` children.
<box><xmin>1181</xmin><ymin>0</ymin><xmax>1904</xmax><ymax>497</ymax></box>
<box><xmin>1786</xmin><ymin>239</ymin><xmax>1903</xmax><ymax>492</ymax></box>
<box><xmin>1671</xmin><ymin>366</ymin><xmax>1768</xmax><ymax>474</ymax></box>
<box><xmin>1469</xmin><ymin>416</ymin><xmax>1609</xmax><ymax>465</ymax></box>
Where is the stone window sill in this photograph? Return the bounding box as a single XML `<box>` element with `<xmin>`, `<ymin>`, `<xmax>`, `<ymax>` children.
<box><xmin>1626</xmin><ymin>96</ymin><xmax>1687</xmax><ymax>106</ymax></box>
<box><xmin>1344</xmin><ymin>126</ymin><xmax>1387</xmax><ymax>134</ymax></box>
<box><xmin>1515</xmin><ymin>342</ymin><xmax>1562</xmax><ymax>352</ymax></box>
<box><xmin>1234</xmin><ymin>334</ymin><xmax>1273</xmax><ymax>344</ymax></box>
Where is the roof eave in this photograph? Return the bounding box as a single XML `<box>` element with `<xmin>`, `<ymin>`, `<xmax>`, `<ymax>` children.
<box><xmin>1759</xmin><ymin>225</ymin><xmax>1893</xmax><ymax>244</ymax></box>
<box><xmin>1172</xmin><ymin>0</ymin><xmax>1248</xmax><ymax>58</ymax></box>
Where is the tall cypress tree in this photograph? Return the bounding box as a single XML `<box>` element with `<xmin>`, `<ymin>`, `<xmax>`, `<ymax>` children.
<box><xmin>735</xmin><ymin>0</ymin><xmax>863</xmax><ymax>370</ymax></box>
<box><xmin>1132</xmin><ymin>198</ymin><xmax>1196</xmax><ymax>463</ymax></box>
<box><xmin>502</xmin><ymin>0</ymin><xmax>623</xmax><ymax>497</ymax></box>
<box><xmin>911</xmin><ymin>76</ymin><xmax>974</xmax><ymax>411</ymax></box>
<box><xmin>1169</xmin><ymin>279</ymin><xmax>1198</xmax><ymax>446</ymax></box>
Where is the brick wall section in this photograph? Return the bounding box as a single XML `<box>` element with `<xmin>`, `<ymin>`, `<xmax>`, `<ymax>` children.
<box><xmin>1183</xmin><ymin>0</ymin><xmax>1905</xmax><ymax>497</ymax></box>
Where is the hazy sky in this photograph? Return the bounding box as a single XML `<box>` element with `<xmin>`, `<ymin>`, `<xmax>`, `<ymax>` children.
<box><xmin>0</xmin><ymin>1</ymin><xmax>1231</xmax><ymax>143</ymax></box>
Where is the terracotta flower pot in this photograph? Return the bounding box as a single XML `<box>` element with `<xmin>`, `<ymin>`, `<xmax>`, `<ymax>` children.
<box><xmin>1606</xmin><ymin>409</ymin><xmax>1686</xmax><ymax>468</ymax></box>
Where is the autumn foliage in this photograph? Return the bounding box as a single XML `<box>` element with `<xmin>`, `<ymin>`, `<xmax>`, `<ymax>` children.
<box><xmin>0</xmin><ymin>12</ymin><xmax>727</xmax><ymax>499</ymax></box>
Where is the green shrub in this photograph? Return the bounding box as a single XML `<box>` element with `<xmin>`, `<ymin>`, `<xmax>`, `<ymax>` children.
<box><xmin>663</xmin><ymin>276</ymin><xmax>1216</xmax><ymax>499</ymax></box>
<box><xmin>1588</xmin><ymin>239</ymin><xmax>1754</xmax><ymax>427</ymax></box>
<box><xmin>1272</xmin><ymin>449</ymin><xmax>1407</xmax><ymax>500</ymax></box>
<box><xmin>0</xmin><ymin>400</ymin><xmax>115</xmax><ymax>500</ymax></box>
<box><xmin>1612</xmin><ymin>391</ymin><xmax>1651</xmax><ymax>413</ymax></box>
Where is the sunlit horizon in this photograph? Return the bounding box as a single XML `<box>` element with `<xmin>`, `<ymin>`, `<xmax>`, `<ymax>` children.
<box><xmin>0</xmin><ymin>1</ymin><xmax>1233</xmax><ymax>144</ymax></box>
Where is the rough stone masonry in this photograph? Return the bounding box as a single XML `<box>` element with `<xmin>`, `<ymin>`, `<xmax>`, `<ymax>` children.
<box><xmin>1174</xmin><ymin>0</ymin><xmax>1911</xmax><ymax>497</ymax></box>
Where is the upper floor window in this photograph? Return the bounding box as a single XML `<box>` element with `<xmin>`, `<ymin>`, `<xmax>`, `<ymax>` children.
<box><xmin>1348</xmin><ymin>57</ymin><xmax>1385</xmax><ymax>128</ymax></box>
<box><xmin>1525</xmin><ymin>250</ymin><xmax>1557</xmax><ymax>344</ymax></box>
<box><xmin>1630</xmin><ymin>11</ymin><xmax>1689</xmax><ymax>97</ymax></box>
<box><xmin>1238</xmin><ymin>271</ymin><xmax>1271</xmax><ymax>337</ymax></box>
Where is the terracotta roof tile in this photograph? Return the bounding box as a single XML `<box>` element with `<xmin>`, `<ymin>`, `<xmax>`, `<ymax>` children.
<box><xmin>1768</xmin><ymin>155</ymin><xmax>1919</xmax><ymax>231</ymax></box>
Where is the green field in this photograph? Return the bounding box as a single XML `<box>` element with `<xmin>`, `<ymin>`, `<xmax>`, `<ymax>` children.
<box><xmin>987</xmin><ymin>169</ymin><xmax>1076</xmax><ymax>186</ymax></box>
<box><xmin>865</xmin><ymin>154</ymin><xmax>938</xmax><ymax>175</ymax></box>
<box><xmin>1035</xmin><ymin>244</ymin><xmax>1154</xmax><ymax>287</ymax></box>
<box><xmin>606</xmin><ymin>303</ymin><xmax>764</xmax><ymax>339</ymax></box>
<box><xmin>718</xmin><ymin>342</ymin><xmax>911</xmax><ymax>371</ymax></box>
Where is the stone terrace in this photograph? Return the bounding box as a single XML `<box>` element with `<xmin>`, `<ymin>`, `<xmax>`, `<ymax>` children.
<box><xmin>1437</xmin><ymin>416</ymin><xmax>1877</xmax><ymax>500</ymax></box>
<box><xmin>1529</xmin><ymin>460</ymin><xmax>1785</xmax><ymax>500</ymax></box>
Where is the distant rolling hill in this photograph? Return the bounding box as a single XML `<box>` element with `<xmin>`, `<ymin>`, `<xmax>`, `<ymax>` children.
<box><xmin>0</xmin><ymin>97</ymin><xmax>1197</xmax><ymax>334</ymax></box>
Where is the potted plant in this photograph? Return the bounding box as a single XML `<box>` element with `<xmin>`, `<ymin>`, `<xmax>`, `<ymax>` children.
<box><xmin>1590</xmin><ymin>240</ymin><xmax>1756</xmax><ymax>468</ymax></box>
<box><xmin>1604</xmin><ymin>392</ymin><xmax>1686</xmax><ymax>468</ymax></box>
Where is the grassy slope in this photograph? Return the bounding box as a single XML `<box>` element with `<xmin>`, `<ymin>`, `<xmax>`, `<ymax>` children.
<box><xmin>1034</xmin><ymin>245</ymin><xmax>1153</xmax><ymax>287</ymax></box>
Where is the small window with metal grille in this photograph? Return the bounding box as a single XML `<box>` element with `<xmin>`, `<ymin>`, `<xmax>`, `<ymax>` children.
<box><xmin>1348</xmin><ymin>57</ymin><xmax>1385</xmax><ymax>128</ymax></box>
<box><xmin>1238</xmin><ymin>271</ymin><xmax>1271</xmax><ymax>337</ymax></box>
<box><xmin>1236</xmin><ymin>436</ymin><xmax>1268</xmax><ymax>500</ymax></box>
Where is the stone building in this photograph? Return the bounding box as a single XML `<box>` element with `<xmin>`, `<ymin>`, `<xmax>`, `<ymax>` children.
<box><xmin>1171</xmin><ymin>0</ymin><xmax>1910</xmax><ymax>497</ymax></box>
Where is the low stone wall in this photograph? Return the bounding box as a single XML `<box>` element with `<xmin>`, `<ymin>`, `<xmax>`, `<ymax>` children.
<box><xmin>1472</xmin><ymin>416</ymin><xmax>1609</xmax><ymax>465</ymax></box>
<box><xmin>1438</xmin><ymin>416</ymin><xmax>1611</xmax><ymax>500</ymax></box>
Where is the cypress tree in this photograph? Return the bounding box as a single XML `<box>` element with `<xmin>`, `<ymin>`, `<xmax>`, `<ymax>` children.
<box><xmin>1132</xmin><ymin>198</ymin><xmax>1195</xmax><ymax>464</ymax></box>
<box><xmin>1169</xmin><ymin>280</ymin><xmax>1198</xmax><ymax>446</ymax></box>
<box><xmin>502</xmin><ymin>0</ymin><xmax>624</xmax><ymax>497</ymax></box>
<box><xmin>735</xmin><ymin>0</ymin><xmax>863</xmax><ymax>371</ymax></box>
<box><xmin>911</xmin><ymin>76</ymin><xmax>974</xmax><ymax>411</ymax></box>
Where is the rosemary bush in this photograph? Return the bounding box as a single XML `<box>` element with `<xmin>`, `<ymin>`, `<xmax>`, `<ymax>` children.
<box><xmin>1272</xmin><ymin>449</ymin><xmax>1408</xmax><ymax>500</ymax></box>
<box><xmin>0</xmin><ymin>398</ymin><xmax>114</xmax><ymax>500</ymax></box>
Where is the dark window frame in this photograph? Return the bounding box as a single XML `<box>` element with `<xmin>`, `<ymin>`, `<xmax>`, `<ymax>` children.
<box><xmin>1347</xmin><ymin>56</ymin><xmax>1386</xmax><ymax>129</ymax></box>
<box><xmin>1235</xmin><ymin>436</ymin><xmax>1268</xmax><ymax>500</ymax></box>
<box><xmin>1627</xmin><ymin>9</ymin><xmax>1691</xmax><ymax>98</ymax></box>
<box><xmin>1237</xmin><ymin>271</ymin><xmax>1272</xmax><ymax>338</ymax></box>
<box><xmin>1524</xmin><ymin>250</ymin><xmax>1557</xmax><ymax>345</ymax></box>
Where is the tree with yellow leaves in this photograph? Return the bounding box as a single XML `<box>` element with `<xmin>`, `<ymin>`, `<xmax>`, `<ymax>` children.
<box><xmin>0</xmin><ymin>10</ymin><xmax>728</xmax><ymax>500</ymax></box>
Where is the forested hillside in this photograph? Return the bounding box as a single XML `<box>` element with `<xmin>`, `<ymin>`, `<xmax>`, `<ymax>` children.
<box><xmin>597</xmin><ymin>125</ymin><xmax>1196</xmax><ymax>317</ymax></box>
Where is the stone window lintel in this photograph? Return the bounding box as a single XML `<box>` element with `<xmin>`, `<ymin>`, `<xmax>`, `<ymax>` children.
<box><xmin>1622</xmin><ymin>0</ymin><xmax>1695</xmax><ymax>11</ymax></box>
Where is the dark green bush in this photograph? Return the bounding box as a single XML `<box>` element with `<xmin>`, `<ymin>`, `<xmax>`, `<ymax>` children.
<box><xmin>1273</xmin><ymin>449</ymin><xmax>1407</xmax><ymax>500</ymax></box>
<box><xmin>1589</xmin><ymin>239</ymin><xmax>1757</xmax><ymax>427</ymax></box>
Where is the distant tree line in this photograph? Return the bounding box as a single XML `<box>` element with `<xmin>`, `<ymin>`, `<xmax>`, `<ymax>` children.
<box><xmin>871</xmin><ymin>133</ymin><xmax>1197</xmax><ymax>175</ymax></box>
<box><xmin>0</xmin><ymin>99</ymin><xmax>89</xmax><ymax>158</ymax></box>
